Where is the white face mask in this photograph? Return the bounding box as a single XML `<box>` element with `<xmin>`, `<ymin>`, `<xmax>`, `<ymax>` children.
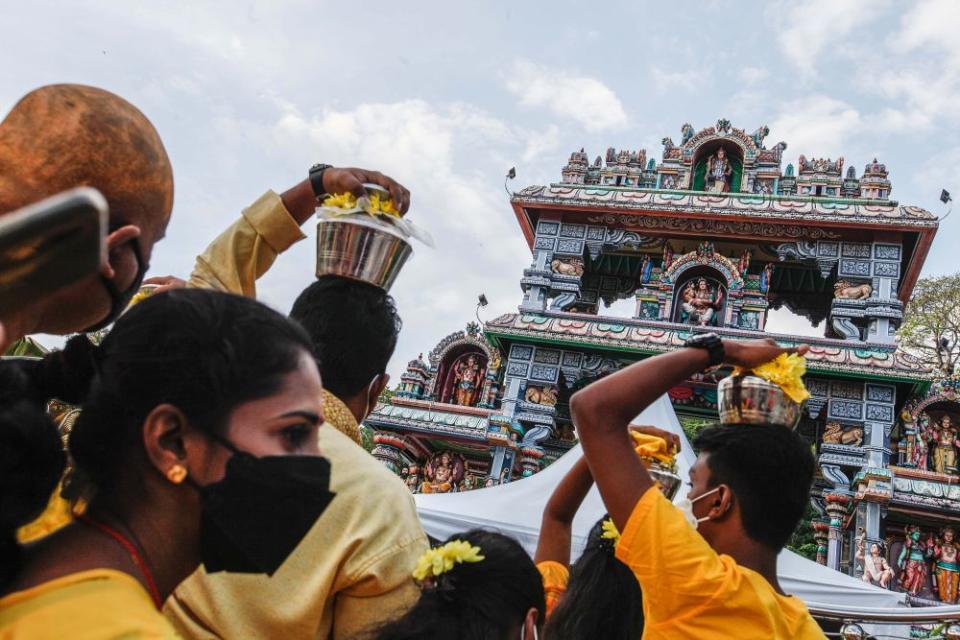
<box><xmin>676</xmin><ymin>486</ymin><xmax>721</xmax><ymax>530</ymax></box>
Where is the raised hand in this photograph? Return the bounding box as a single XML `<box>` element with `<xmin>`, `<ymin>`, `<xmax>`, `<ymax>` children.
<box><xmin>722</xmin><ymin>338</ymin><xmax>809</xmax><ymax>370</ymax></box>
<box><xmin>322</xmin><ymin>168</ymin><xmax>411</xmax><ymax>215</ymax></box>
<box><xmin>629</xmin><ymin>424</ymin><xmax>681</xmax><ymax>452</ymax></box>
<box><xmin>143</xmin><ymin>275</ymin><xmax>187</xmax><ymax>293</ymax></box>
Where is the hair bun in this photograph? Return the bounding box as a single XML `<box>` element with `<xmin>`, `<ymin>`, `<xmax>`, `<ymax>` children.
<box><xmin>31</xmin><ymin>335</ymin><xmax>99</xmax><ymax>405</ymax></box>
<box><xmin>0</xmin><ymin>367</ymin><xmax>66</xmax><ymax>532</ymax></box>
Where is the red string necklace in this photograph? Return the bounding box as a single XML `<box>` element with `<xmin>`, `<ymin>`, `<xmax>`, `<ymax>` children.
<box><xmin>78</xmin><ymin>514</ymin><xmax>163</xmax><ymax>610</ymax></box>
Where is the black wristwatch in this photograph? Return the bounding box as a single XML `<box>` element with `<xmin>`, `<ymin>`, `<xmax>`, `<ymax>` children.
<box><xmin>683</xmin><ymin>332</ymin><xmax>725</xmax><ymax>367</ymax></box>
<box><xmin>309</xmin><ymin>163</ymin><xmax>334</xmax><ymax>199</ymax></box>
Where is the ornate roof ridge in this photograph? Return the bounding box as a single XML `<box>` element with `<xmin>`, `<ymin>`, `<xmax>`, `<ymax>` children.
<box><xmin>484</xmin><ymin>312</ymin><xmax>932</xmax><ymax>382</ymax></box>
<box><xmin>512</xmin><ymin>184</ymin><xmax>936</xmax><ymax>225</ymax></box>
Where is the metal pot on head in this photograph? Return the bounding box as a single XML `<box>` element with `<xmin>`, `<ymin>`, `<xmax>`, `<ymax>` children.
<box><xmin>717</xmin><ymin>373</ymin><xmax>803</xmax><ymax>429</ymax></box>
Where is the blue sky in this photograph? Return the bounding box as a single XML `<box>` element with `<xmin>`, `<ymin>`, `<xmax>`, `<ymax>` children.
<box><xmin>3</xmin><ymin>0</ymin><xmax>958</xmax><ymax>379</ymax></box>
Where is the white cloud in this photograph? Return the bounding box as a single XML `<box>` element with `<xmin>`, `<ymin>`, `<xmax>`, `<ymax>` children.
<box><xmin>774</xmin><ymin>0</ymin><xmax>883</xmax><ymax>76</ymax></box>
<box><xmin>651</xmin><ymin>67</ymin><xmax>707</xmax><ymax>92</ymax></box>
<box><xmin>897</xmin><ymin>0</ymin><xmax>960</xmax><ymax>65</ymax></box>
<box><xmin>738</xmin><ymin>66</ymin><xmax>768</xmax><ymax>85</ymax></box>
<box><xmin>505</xmin><ymin>60</ymin><xmax>628</xmax><ymax>132</ymax></box>
<box><xmin>254</xmin><ymin>100</ymin><xmax>535</xmax><ymax>379</ymax></box>
<box><xmin>769</xmin><ymin>96</ymin><xmax>861</xmax><ymax>158</ymax></box>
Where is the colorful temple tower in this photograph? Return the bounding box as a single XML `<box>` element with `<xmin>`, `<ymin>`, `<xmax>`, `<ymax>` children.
<box><xmin>368</xmin><ymin>119</ymin><xmax>960</xmax><ymax>604</ymax></box>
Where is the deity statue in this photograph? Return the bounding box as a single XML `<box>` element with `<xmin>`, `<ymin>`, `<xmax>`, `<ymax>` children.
<box><xmin>680</xmin><ymin>278</ymin><xmax>724</xmax><ymax>326</ymax></box>
<box><xmin>738</xmin><ymin>249</ymin><xmax>752</xmax><ymax>275</ymax></box>
<box><xmin>452</xmin><ymin>354</ymin><xmax>484</xmax><ymax>407</ymax></box>
<box><xmin>933</xmin><ymin>526</ymin><xmax>960</xmax><ymax>603</ymax></box>
<box><xmin>420</xmin><ymin>451</ymin><xmax>465</xmax><ymax>494</ymax></box>
<box><xmin>931</xmin><ymin>414</ymin><xmax>959</xmax><ymax>475</ymax></box>
<box><xmin>705</xmin><ymin>147</ymin><xmax>733</xmax><ymax>193</ymax></box>
<box><xmin>898</xmin><ymin>526</ymin><xmax>933</xmax><ymax>597</ymax></box>
<box><xmin>403</xmin><ymin>465</ymin><xmax>421</xmax><ymax>494</ymax></box>
<box><xmin>760</xmin><ymin>263</ymin><xmax>774</xmax><ymax>294</ymax></box>
<box><xmin>912</xmin><ymin>413</ymin><xmax>934</xmax><ymax>470</ymax></box>
<box><xmin>859</xmin><ymin>538</ymin><xmax>895</xmax><ymax>589</ymax></box>
<box><xmin>641</xmin><ymin>255</ymin><xmax>654</xmax><ymax>284</ymax></box>
<box><xmin>662</xmin><ymin>242</ymin><xmax>675</xmax><ymax>270</ymax></box>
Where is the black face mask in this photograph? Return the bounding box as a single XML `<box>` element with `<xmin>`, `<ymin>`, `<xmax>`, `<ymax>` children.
<box><xmin>194</xmin><ymin>441</ymin><xmax>336</xmax><ymax>576</ymax></box>
<box><xmin>83</xmin><ymin>238</ymin><xmax>146</xmax><ymax>333</ymax></box>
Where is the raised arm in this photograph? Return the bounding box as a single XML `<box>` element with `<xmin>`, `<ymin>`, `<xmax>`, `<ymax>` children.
<box><xmin>147</xmin><ymin>169</ymin><xmax>410</xmax><ymax>297</ymax></box>
<box><xmin>570</xmin><ymin>338</ymin><xmax>806</xmax><ymax>530</ymax></box>
<box><xmin>534</xmin><ymin>456</ymin><xmax>594</xmax><ymax>566</ymax></box>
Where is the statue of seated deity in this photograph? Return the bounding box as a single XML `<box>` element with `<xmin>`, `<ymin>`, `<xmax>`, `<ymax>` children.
<box><xmin>679</xmin><ymin>278</ymin><xmax>723</xmax><ymax>326</ymax></box>
<box><xmin>420</xmin><ymin>451</ymin><xmax>465</xmax><ymax>494</ymax></box>
<box><xmin>861</xmin><ymin>542</ymin><xmax>895</xmax><ymax>589</ymax></box>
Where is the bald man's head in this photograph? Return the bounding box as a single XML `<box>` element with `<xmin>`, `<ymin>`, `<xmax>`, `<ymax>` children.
<box><xmin>0</xmin><ymin>84</ymin><xmax>173</xmax><ymax>235</ymax></box>
<box><xmin>0</xmin><ymin>85</ymin><xmax>174</xmax><ymax>341</ymax></box>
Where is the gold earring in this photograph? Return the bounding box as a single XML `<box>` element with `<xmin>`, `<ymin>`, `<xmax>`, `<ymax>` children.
<box><xmin>166</xmin><ymin>464</ymin><xmax>188</xmax><ymax>484</ymax></box>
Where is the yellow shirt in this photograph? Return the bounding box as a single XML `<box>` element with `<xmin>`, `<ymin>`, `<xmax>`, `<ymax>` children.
<box><xmin>0</xmin><ymin>569</ymin><xmax>178</xmax><ymax>639</ymax></box>
<box><xmin>615</xmin><ymin>488</ymin><xmax>825</xmax><ymax>640</ymax></box>
<box><xmin>187</xmin><ymin>189</ymin><xmax>306</xmax><ymax>298</ymax></box>
<box><xmin>164</xmin><ymin>425</ymin><xmax>428</xmax><ymax>640</ymax></box>
<box><xmin>185</xmin><ymin>190</ymin><xmax>363</xmax><ymax>446</ymax></box>
<box><xmin>536</xmin><ymin>560</ymin><xmax>569</xmax><ymax>618</ymax></box>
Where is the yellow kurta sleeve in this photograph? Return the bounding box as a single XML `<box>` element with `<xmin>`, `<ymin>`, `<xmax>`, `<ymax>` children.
<box><xmin>187</xmin><ymin>190</ymin><xmax>306</xmax><ymax>297</ymax></box>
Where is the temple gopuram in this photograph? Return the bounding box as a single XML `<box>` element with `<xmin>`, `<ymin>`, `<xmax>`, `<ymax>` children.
<box><xmin>367</xmin><ymin>119</ymin><xmax>960</xmax><ymax>606</ymax></box>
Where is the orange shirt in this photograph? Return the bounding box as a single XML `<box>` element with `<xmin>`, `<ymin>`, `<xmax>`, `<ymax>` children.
<box><xmin>536</xmin><ymin>560</ymin><xmax>570</xmax><ymax>618</ymax></box>
<box><xmin>615</xmin><ymin>488</ymin><xmax>825</xmax><ymax>640</ymax></box>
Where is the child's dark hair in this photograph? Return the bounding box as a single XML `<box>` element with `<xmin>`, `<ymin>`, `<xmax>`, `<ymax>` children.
<box><xmin>0</xmin><ymin>289</ymin><xmax>315</xmax><ymax>588</ymax></box>
<box><xmin>544</xmin><ymin>516</ymin><xmax>644</xmax><ymax>640</ymax></box>
<box><xmin>375</xmin><ymin>530</ymin><xmax>545</xmax><ymax>640</ymax></box>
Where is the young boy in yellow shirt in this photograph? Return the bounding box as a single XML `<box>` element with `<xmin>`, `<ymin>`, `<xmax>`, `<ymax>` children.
<box><xmin>570</xmin><ymin>336</ymin><xmax>826</xmax><ymax>640</ymax></box>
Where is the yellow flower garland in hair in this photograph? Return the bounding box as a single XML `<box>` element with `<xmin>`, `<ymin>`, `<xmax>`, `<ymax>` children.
<box><xmin>737</xmin><ymin>352</ymin><xmax>811</xmax><ymax>404</ymax></box>
<box><xmin>413</xmin><ymin>539</ymin><xmax>485</xmax><ymax>581</ymax></box>
<box><xmin>600</xmin><ymin>518</ymin><xmax>621</xmax><ymax>545</ymax></box>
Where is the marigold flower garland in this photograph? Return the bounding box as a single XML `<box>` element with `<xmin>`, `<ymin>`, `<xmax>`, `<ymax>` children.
<box><xmin>413</xmin><ymin>539</ymin><xmax>485</xmax><ymax>581</ymax></box>
<box><xmin>321</xmin><ymin>192</ymin><xmax>400</xmax><ymax>218</ymax></box>
<box><xmin>735</xmin><ymin>352</ymin><xmax>811</xmax><ymax>404</ymax></box>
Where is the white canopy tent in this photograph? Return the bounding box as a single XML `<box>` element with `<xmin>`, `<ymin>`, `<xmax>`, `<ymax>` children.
<box><xmin>414</xmin><ymin>394</ymin><xmax>909</xmax><ymax>613</ymax></box>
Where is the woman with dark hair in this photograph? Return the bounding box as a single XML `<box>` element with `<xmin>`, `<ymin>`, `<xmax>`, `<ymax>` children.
<box><xmin>534</xmin><ymin>428</ymin><xmax>677</xmax><ymax>640</ymax></box>
<box><xmin>0</xmin><ymin>289</ymin><xmax>334</xmax><ymax>637</ymax></box>
<box><xmin>375</xmin><ymin>529</ymin><xmax>544</xmax><ymax>640</ymax></box>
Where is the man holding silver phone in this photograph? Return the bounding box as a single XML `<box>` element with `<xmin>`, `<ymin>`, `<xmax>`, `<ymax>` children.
<box><xmin>0</xmin><ymin>84</ymin><xmax>174</xmax><ymax>350</ymax></box>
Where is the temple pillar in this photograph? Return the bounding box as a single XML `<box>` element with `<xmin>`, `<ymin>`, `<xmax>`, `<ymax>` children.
<box><xmin>825</xmin><ymin>493</ymin><xmax>852</xmax><ymax>571</ymax></box>
<box><xmin>813</xmin><ymin>519</ymin><xmax>831</xmax><ymax>566</ymax></box>
<box><xmin>519</xmin><ymin>446</ymin><xmax>544</xmax><ymax>477</ymax></box>
<box><xmin>487</xmin><ymin>446</ymin><xmax>514</xmax><ymax>484</ymax></box>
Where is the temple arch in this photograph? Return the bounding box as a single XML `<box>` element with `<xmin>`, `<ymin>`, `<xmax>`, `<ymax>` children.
<box><xmin>671</xmin><ymin>266</ymin><xmax>729</xmax><ymax>326</ymax></box>
<box><xmin>691</xmin><ymin>139</ymin><xmax>745</xmax><ymax>192</ymax></box>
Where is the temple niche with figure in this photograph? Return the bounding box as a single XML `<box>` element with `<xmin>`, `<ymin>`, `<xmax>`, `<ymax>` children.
<box><xmin>367</xmin><ymin>119</ymin><xmax>956</xmax><ymax>610</ymax></box>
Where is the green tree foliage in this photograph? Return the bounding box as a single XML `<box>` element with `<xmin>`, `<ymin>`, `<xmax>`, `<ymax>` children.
<box><xmin>787</xmin><ymin>502</ymin><xmax>819</xmax><ymax>561</ymax></box>
<box><xmin>899</xmin><ymin>273</ymin><xmax>960</xmax><ymax>376</ymax></box>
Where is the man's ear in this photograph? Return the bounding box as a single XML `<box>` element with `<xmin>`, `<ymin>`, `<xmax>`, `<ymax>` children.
<box><xmin>142</xmin><ymin>403</ymin><xmax>190</xmax><ymax>480</ymax></box>
<box><xmin>371</xmin><ymin>373</ymin><xmax>390</xmax><ymax>400</ymax></box>
<box><xmin>709</xmin><ymin>484</ymin><xmax>735</xmax><ymax>521</ymax></box>
<box><xmin>101</xmin><ymin>224</ymin><xmax>141</xmax><ymax>279</ymax></box>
